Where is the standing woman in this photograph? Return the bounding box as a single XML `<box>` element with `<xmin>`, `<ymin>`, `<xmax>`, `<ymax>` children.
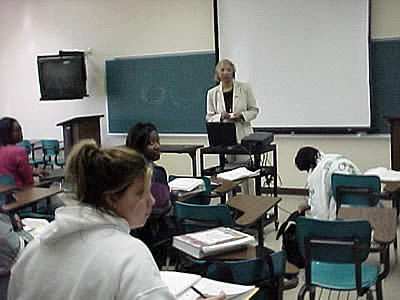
<box><xmin>206</xmin><ymin>59</ymin><xmax>259</xmax><ymax>194</ymax></box>
<box><xmin>206</xmin><ymin>59</ymin><xmax>259</xmax><ymax>142</ymax></box>
<box><xmin>8</xmin><ymin>140</ymin><xmax>225</xmax><ymax>300</ymax></box>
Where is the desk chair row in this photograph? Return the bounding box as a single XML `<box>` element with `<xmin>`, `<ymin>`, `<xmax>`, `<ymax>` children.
<box><xmin>174</xmin><ymin>200</ymin><xmax>287</xmax><ymax>300</ymax></box>
<box><xmin>16</xmin><ymin>139</ymin><xmax>65</xmax><ymax>169</ymax></box>
<box><xmin>0</xmin><ymin>174</ymin><xmax>54</xmax><ymax>221</ymax></box>
<box><xmin>293</xmin><ymin>173</ymin><xmax>396</xmax><ymax>300</ymax></box>
<box><xmin>332</xmin><ymin>173</ymin><xmax>398</xmax><ymax>262</ymax></box>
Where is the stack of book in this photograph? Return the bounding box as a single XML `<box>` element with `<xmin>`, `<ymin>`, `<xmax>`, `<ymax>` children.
<box><xmin>173</xmin><ymin>227</ymin><xmax>255</xmax><ymax>259</ymax></box>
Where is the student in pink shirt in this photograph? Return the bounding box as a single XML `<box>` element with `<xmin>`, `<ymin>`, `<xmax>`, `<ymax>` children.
<box><xmin>0</xmin><ymin>117</ymin><xmax>47</xmax><ymax>188</ymax></box>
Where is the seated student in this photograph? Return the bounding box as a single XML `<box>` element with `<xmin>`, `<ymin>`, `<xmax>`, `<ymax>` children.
<box><xmin>8</xmin><ymin>140</ymin><xmax>225</xmax><ymax>300</ymax></box>
<box><xmin>0</xmin><ymin>211</ymin><xmax>34</xmax><ymax>297</ymax></box>
<box><xmin>125</xmin><ymin>123</ymin><xmax>178</xmax><ymax>261</ymax></box>
<box><xmin>0</xmin><ymin>117</ymin><xmax>63</xmax><ymax>211</ymax></box>
<box><xmin>294</xmin><ymin>146</ymin><xmax>360</xmax><ymax>220</ymax></box>
<box><xmin>0</xmin><ymin>117</ymin><xmax>47</xmax><ymax>187</ymax></box>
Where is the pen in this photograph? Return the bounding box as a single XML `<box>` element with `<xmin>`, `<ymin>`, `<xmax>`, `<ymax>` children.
<box><xmin>191</xmin><ymin>286</ymin><xmax>206</xmax><ymax>298</ymax></box>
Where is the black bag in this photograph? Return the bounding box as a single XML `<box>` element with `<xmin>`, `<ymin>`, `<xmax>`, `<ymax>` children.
<box><xmin>276</xmin><ymin>211</ymin><xmax>305</xmax><ymax>268</ymax></box>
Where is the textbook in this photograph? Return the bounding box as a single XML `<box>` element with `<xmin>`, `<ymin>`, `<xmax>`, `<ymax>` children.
<box><xmin>160</xmin><ymin>271</ymin><xmax>258</xmax><ymax>300</ymax></box>
<box><xmin>168</xmin><ymin>178</ymin><xmax>205</xmax><ymax>192</ymax></box>
<box><xmin>216</xmin><ymin>167</ymin><xmax>260</xmax><ymax>181</ymax></box>
<box><xmin>173</xmin><ymin>227</ymin><xmax>255</xmax><ymax>259</ymax></box>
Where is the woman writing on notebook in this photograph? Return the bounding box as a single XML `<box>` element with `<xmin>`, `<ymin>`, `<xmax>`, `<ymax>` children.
<box><xmin>8</xmin><ymin>140</ymin><xmax>224</xmax><ymax>299</ymax></box>
<box><xmin>206</xmin><ymin>59</ymin><xmax>259</xmax><ymax>194</ymax></box>
<box><xmin>126</xmin><ymin>122</ymin><xmax>178</xmax><ymax>266</ymax></box>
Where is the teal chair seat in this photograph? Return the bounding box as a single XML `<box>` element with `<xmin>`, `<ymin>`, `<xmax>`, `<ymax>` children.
<box><xmin>309</xmin><ymin>262</ymin><xmax>379</xmax><ymax>290</ymax></box>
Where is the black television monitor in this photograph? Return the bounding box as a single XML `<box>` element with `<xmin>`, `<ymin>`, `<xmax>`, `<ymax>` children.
<box><xmin>37</xmin><ymin>51</ymin><xmax>88</xmax><ymax>100</ymax></box>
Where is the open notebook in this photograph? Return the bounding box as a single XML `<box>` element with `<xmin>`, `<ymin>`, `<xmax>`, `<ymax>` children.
<box><xmin>160</xmin><ymin>271</ymin><xmax>257</xmax><ymax>300</ymax></box>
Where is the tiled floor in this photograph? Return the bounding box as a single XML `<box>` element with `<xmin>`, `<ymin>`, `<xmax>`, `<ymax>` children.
<box><xmin>266</xmin><ymin>195</ymin><xmax>400</xmax><ymax>300</ymax></box>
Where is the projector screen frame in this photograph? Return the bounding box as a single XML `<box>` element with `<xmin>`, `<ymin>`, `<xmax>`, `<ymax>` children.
<box><xmin>213</xmin><ymin>0</ymin><xmax>374</xmax><ymax>134</ymax></box>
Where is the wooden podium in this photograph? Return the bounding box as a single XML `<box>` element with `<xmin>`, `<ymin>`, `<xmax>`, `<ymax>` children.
<box><xmin>57</xmin><ymin>114</ymin><xmax>103</xmax><ymax>159</ymax></box>
<box><xmin>385</xmin><ymin>116</ymin><xmax>400</xmax><ymax>171</ymax></box>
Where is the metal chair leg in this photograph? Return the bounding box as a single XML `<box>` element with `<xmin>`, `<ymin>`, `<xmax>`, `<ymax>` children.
<box><xmin>297</xmin><ymin>284</ymin><xmax>307</xmax><ymax>300</ymax></box>
<box><xmin>375</xmin><ymin>281</ymin><xmax>383</xmax><ymax>300</ymax></box>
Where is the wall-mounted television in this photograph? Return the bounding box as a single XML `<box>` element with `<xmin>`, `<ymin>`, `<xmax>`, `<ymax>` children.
<box><xmin>37</xmin><ymin>51</ymin><xmax>88</xmax><ymax>100</ymax></box>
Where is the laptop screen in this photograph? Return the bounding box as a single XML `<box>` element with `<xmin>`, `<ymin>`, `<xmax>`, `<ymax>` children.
<box><xmin>206</xmin><ymin>122</ymin><xmax>237</xmax><ymax>147</ymax></box>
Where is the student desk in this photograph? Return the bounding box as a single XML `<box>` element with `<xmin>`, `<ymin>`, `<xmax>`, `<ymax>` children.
<box><xmin>338</xmin><ymin>206</ymin><xmax>397</xmax><ymax>267</ymax></box>
<box><xmin>337</xmin><ymin>206</ymin><xmax>397</xmax><ymax>244</ymax></box>
<box><xmin>200</xmin><ymin>144</ymin><xmax>277</xmax><ymax>196</ymax></box>
<box><xmin>227</xmin><ymin>194</ymin><xmax>281</xmax><ymax>247</ymax></box>
<box><xmin>212</xmin><ymin>177</ymin><xmax>244</xmax><ymax>204</ymax></box>
<box><xmin>381</xmin><ymin>181</ymin><xmax>400</xmax><ymax>218</ymax></box>
<box><xmin>175</xmin><ymin>179</ymin><xmax>243</xmax><ymax>203</ymax></box>
<box><xmin>1</xmin><ymin>187</ymin><xmax>63</xmax><ymax>214</ymax></box>
<box><xmin>160</xmin><ymin>144</ymin><xmax>203</xmax><ymax>176</ymax></box>
<box><xmin>39</xmin><ymin>168</ymin><xmax>65</xmax><ymax>183</ymax></box>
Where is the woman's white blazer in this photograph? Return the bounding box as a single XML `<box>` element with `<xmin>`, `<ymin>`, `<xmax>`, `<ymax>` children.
<box><xmin>206</xmin><ymin>81</ymin><xmax>259</xmax><ymax>142</ymax></box>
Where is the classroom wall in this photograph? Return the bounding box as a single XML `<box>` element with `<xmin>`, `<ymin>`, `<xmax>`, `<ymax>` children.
<box><xmin>1</xmin><ymin>0</ymin><xmax>399</xmax><ymax>188</ymax></box>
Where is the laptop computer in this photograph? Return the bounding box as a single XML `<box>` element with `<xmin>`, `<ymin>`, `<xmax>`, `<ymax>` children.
<box><xmin>206</xmin><ymin>122</ymin><xmax>237</xmax><ymax>147</ymax></box>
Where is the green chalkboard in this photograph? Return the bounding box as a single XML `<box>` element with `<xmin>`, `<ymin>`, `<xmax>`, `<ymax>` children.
<box><xmin>106</xmin><ymin>51</ymin><xmax>216</xmax><ymax>134</ymax></box>
<box><xmin>371</xmin><ymin>39</ymin><xmax>400</xmax><ymax>133</ymax></box>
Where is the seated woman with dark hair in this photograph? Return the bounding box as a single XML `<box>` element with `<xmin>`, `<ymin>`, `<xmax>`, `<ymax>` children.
<box><xmin>0</xmin><ymin>117</ymin><xmax>47</xmax><ymax>188</ymax></box>
<box><xmin>126</xmin><ymin>123</ymin><xmax>178</xmax><ymax>261</ymax></box>
<box><xmin>8</xmin><ymin>140</ymin><xmax>225</xmax><ymax>300</ymax></box>
<box><xmin>0</xmin><ymin>117</ymin><xmax>63</xmax><ymax>212</ymax></box>
<box><xmin>294</xmin><ymin>146</ymin><xmax>360</xmax><ymax>220</ymax></box>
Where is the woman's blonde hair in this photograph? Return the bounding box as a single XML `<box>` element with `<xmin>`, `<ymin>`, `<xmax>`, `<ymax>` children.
<box><xmin>65</xmin><ymin>139</ymin><xmax>151</xmax><ymax>213</ymax></box>
<box><xmin>214</xmin><ymin>59</ymin><xmax>236</xmax><ymax>82</ymax></box>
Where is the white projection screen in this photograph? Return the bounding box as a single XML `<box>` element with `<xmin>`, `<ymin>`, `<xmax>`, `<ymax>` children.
<box><xmin>217</xmin><ymin>0</ymin><xmax>371</xmax><ymax>131</ymax></box>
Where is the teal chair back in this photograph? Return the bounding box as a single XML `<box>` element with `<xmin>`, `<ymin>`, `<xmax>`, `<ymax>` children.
<box><xmin>206</xmin><ymin>251</ymin><xmax>286</xmax><ymax>300</ymax></box>
<box><xmin>0</xmin><ymin>175</ymin><xmax>15</xmax><ymax>205</ymax></box>
<box><xmin>16</xmin><ymin>140</ymin><xmax>31</xmax><ymax>154</ymax></box>
<box><xmin>296</xmin><ymin>217</ymin><xmax>371</xmax><ymax>263</ymax></box>
<box><xmin>331</xmin><ymin>173</ymin><xmax>381</xmax><ymax>209</ymax></box>
<box><xmin>16</xmin><ymin>140</ymin><xmax>44</xmax><ymax>167</ymax></box>
<box><xmin>174</xmin><ymin>201</ymin><xmax>233</xmax><ymax>234</ymax></box>
<box><xmin>169</xmin><ymin>175</ymin><xmax>212</xmax><ymax>205</ymax></box>
<box><xmin>41</xmin><ymin>139</ymin><xmax>64</xmax><ymax>168</ymax></box>
<box><xmin>296</xmin><ymin>217</ymin><xmax>380</xmax><ymax>299</ymax></box>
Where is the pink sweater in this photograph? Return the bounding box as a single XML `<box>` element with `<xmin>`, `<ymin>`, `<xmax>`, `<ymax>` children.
<box><xmin>0</xmin><ymin>145</ymin><xmax>33</xmax><ymax>188</ymax></box>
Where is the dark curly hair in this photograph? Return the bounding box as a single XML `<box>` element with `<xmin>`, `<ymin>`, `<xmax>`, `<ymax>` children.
<box><xmin>295</xmin><ymin>146</ymin><xmax>320</xmax><ymax>171</ymax></box>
